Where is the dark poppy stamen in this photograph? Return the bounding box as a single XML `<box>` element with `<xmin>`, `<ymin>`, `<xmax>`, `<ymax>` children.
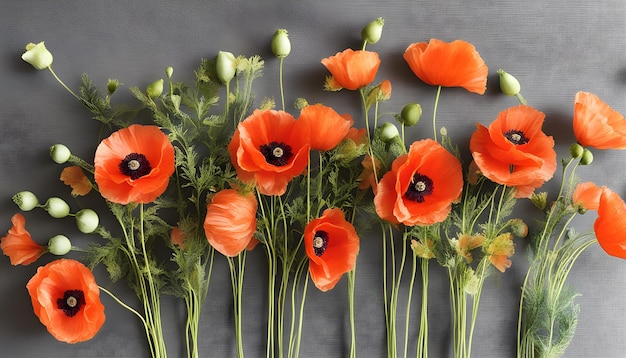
<box><xmin>404</xmin><ymin>173</ymin><xmax>434</xmax><ymax>203</ymax></box>
<box><xmin>119</xmin><ymin>153</ymin><xmax>152</xmax><ymax>180</ymax></box>
<box><xmin>57</xmin><ymin>290</ymin><xmax>86</xmax><ymax>317</ymax></box>
<box><xmin>504</xmin><ymin>130</ymin><xmax>529</xmax><ymax>145</ymax></box>
<box><xmin>313</xmin><ymin>231</ymin><xmax>329</xmax><ymax>256</ymax></box>
<box><xmin>260</xmin><ymin>141</ymin><xmax>293</xmax><ymax>166</ymax></box>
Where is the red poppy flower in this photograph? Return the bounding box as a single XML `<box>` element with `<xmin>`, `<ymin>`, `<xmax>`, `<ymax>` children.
<box><xmin>60</xmin><ymin>166</ymin><xmax>93</xmax><ymax>197</ymax></box>
<box><xmin>374</xmin><ymin>139</ymin><xmax>463</xmax><ymax>226</ymax></box>
<box><xmin>321</xmin><ymin>49</ymin><xmax>381</xmax><ymax>90</ymax></box>
<box><xmin>297</xmin><ymin>104</ymin><xmax>353</xmax><ymax>151</ymax></box>
<box><xmin>469</xmin><ymin>105</ymin><xmax>557</xmax><ymax>198</ymax></box>
<box><xmin>228</xmin><ymin>109</ymin><xmax>310</xmax><ymax>196</ymax></box>
<box><xmin>204</xmin><ymin>189</ymin><xmax>258</xmax><ymax>257</ymax></box>
<box><xmin>1</xmin><ymin>213</ymin><xmax>46</xmax><ymax>266</ymax></box>
<box><xmin>26</xmin><ymin>259</ymin><xmax>106</xmax><ymax>343</ymax></box>
<box><xmin>304</xmin><ymin>208</ymin><xmax>359</xmax><ymax>292</ymax></box>
<box><xmin>572</xmin><ymin>181</ymin><xmax>604</xmax><ymax>211</ymax></box>
<box><xmin>94</xmin><ymin>124</ymin><xmax>175</xmax><ymax>204</ymax></box>
<box><xmin>403</xmin><ymin>39</ymin><xmax>488</xmax><ymax>94</ymax></box>
<box><xmin>594</xmin><ymin>188</ymin><xmax>626</xmax><ymax>258</ymax></box>
<box><xmin>573</xmin><ymin>91</ymin><xmax>626</xmax><ymax>150</ymax></box>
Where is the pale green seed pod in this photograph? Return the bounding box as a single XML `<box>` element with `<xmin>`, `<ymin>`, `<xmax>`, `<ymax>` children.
<box><xmin>50</xmin><ymin>144</ymin><xmax>71</xmax><ymax>164</ymax></box>
<box><xmin>497</xmin><ymin>69</ymin><xmax>521</xmax><ymax>96</ymax></box>
<box><xmin>75</xmin><ymin>208</ymin><xmax>99</xmax><ymax>234</ymax></box>
<box><xmin>12</xmin><ymin>191</ymin><xmax>39</xmax><ymax>211</ymax></box>
<box><xmin>361</xmin><ymin>17</ymin><xmax>384</xmax><ymax>45</ymax></box>
<box><xmin>146</xmin><ymin>79</ymin><xmax>164</xmax><ymax>98</ymax></box>
<box><xmin>48</xmin><ymin>235</ymin><xmax>72</xmax><ymax>255</ymax></box>
<box><xmin>271</xmin><ymin>29</ymin><xmax>291</xmax><ymax>59</ymax></box>
<box><xmin>399</xmin><ymin>103</ymin><xmax>422</xmax><ymax>126</ymax></box>
<box><xmin>22</xmin><ymin>42</ymin><xmax>53</xmax><ymax>70</ymax></box>
<box><xmin>569</xmin><ymin>143</ymin><xmax>584</xmax><ymax>159</ymax></box>
<box><xmin>580</xmin><ymin>149</ymin><xmax>594</xmax><ymax>165</ymax></box>
<box><xmin>44</xmin><ymin>197</ymin><xmax>70</xmax><ymax>218</ymax></box>
<box><xmin>216</xmin><ymin>51</ymin><xmax>237</xmax><ymax>84</ymax></box>
<box><xmin>379</xmin><ymin>122</ymin><xmax>400</xmax><ymax>142</ymax></box>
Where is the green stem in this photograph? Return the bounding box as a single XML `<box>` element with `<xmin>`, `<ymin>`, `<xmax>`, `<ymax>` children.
<box><xmin>348</xmin><ymin>268</ymin><xmax>357</xmax><ymax>358</ymax></box>
<box><xmin>48</xmin><ymin>66</ymin><xmax>80</xmax><ymax>100</ymax></box>
<box><xmin>279</xmin><ymin>57</ymin><xmax>286</xmax><ymax>111</ymax></box>
<box><xmin>416</xmin><ymin>259</ymin><xmax>429</xmax><ymax>358</ymax></box>
<box><xmin>432</xmin><ymin>86</ymin><xmax>442</xmax><ymax>142</ymax></box>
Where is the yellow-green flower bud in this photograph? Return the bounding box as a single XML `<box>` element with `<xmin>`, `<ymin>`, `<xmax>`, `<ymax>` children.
<box><xmin>271</xmin><ymin>29</ymin><xmax>291</xmax><ymax>59</ymax></box>
<box><xmin>361</xmin><ymin>17</ymin><xmax>384</xmax><ymax>45</ymax></box>
<box><xmin>216</xmin><ymin>51</ymin><xmax>237</xmax><ymax>84</ymax></box>
<box><xmin>569</xmin><ymin>143</ymin><xmax>584</xmax><ymax>159</ymax></box>
<box><xmin>48</xmin><ymin>235</ymin><xmax>72</xmax><ymax>256</ymax></box>
<box><xmin>50</xmin><ymin>144</ymin><xmax>71</xmax><ymax>164</ymax></box>
<box><xmin>22</xmin><ymin>42</ymin><xmax>53</xmax><ymax>70</ymax></box>
<box><xmin>75</xmin><ymin>208</ymin><xmax>99</xmax><ymax>234</ymax></box>
<box><xmin>44</xmin><ymin>197</ymin><xmax>70</xmax><ymax>218</ymax></box>
<box><xmin>379</xmin><ymin>122</ymin><xmax>399</xmax><ymax>142</ymax></box>
<box><xmin>509</xmin><ymin>218</ymin><xmax>528</xmax><ymax>238</ymax></box>
<box><xmin>165</xmin><ymin>66</ymin><xmax>174</xmax><ymax>79</ymax></box>
<box><xmin>580</xmin><ymin>149</ymin><xmax>593</xmax><ymax>165</ymax></box>
<box><xmin>497</xmin><ymin>69</ymin><xmax>521</xmax><ymax>96</ymax></box>
<box><xmin>294</xmin><ymin>97</ymin><xmax>309</xmax><ymax>110</ymax></box>
<box><xmin>146</xmin><ymin>79</ymin><xmax>164</xmax><ymax>98</ymax></box>
<box><xmin>399</xmin><ymin>103</ymin><xmax>422</xmax><ymax>126</ymax></box>
<box><xmin>12</xmin><ymin>191</ymin><xmax>39</xmax><ymax>211</ymax></box>
<box><xmin>107</xmin><ymin>79</ymin><xmax>120</xmax><ymax>95</ymax></box>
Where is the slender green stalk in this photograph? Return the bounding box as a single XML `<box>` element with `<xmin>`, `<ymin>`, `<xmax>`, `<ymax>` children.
<box><xmin>432</xmin><ymin>86</ymin><xmax>442</xmax><ymax>142</ymax></box>
<box><xmin>404</xmin><ymin>250</ymin><xmax>418</xmax><ymax>358</ymax></box>
<box><xmin>416</xmin><ymin>258</ymin><xmax>429</xmax><ymax>358</ymax></box>
<box><xmin>48</xmin><ymin>66</ymin><xmax>80</xmax><ymax>99</ymax></box>
<box><xmin>348</xmin><ymin>267</ymin><xmax>357</xmax><ymax>358</ymax></box>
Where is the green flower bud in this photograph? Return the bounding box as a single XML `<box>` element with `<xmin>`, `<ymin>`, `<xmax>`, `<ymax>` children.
<box><xmin>361</xmin><ymin>17</ymin><xmax>384</xmax><ymax>45</ymax></box>
<box><xmin>107</xmin><ymin>79</ymin><xmax>120</xmax><ymax>95</ymax></box>
<box><xmin>271</xmin><ymin>29</ymin><xmax>291</xmax><ymax>59</ymax></box>
<box><xmin>22</xmin><ymin>42</ymin><xmax>53</xmax><ymax>70</ymax></box>
<box><xmin>440</xmin><ymin>127</ymin><xmax>448</xmax><ymax>137</ymax></box>
<box><xmin>50</xmin><ymin>144</ymin><xmax>71</xmax><ymax>164</ymax></box>
<box><xmin>44</xmin><ymin>197</ymin><xmax>70</xmax><ymax>218</ymax></box>
<box><xmin>294</xmin><ymin>98</ymin><xmax>309</xmax><ymax>110</ymax></box>
<box><xmin>75</xmin><ymin>208</ymin><xmax>99</xmax><ymax>234</ymax></box>
<box><xmin>12</xmin><ymin>191</ymin><xmax>39</xmax><ymax>211</ymax></box>
<box><xmin>48</xmin><ymin>235</ymin><xmax>72</xmax><ymax>256</ymax></box>
<box><xmin>580</xmin><ymin>149</ymin><xmax>594</xmax><ymax>165</ymax></box>
<box><xmin>379</xmin><ymin>122</ymin><xmax>399</xmax><ymax>142</ymax></box>
<box><xmin>497</xmin><ymin>69</ymin><xmax>521</xmax><ymax>96</ymax></box>
<box><xmin>216</xmin><ymin>51</ymin><xmax>237</xmax><ymax>84</ymax></box>
<box><xmin>509</xmin><ymin>218</ymin><xmax>528</xmax><ymax>238</ymax></box>
<box><xmin>569</xmin><ymin>143</ymin><xmax>584</xmax><ymax>159</ymax></box>
<box><xmin>165</xmin><ymin>66</ymin><xmax>174</xmax><ymax>79</ymax></box>
<box><xmin>399</xmin><ymin>103</ymin><xmax>422</xmax><ymax>126</ymax></box>
<box><xmin>146</xmin><ymin>78</ymin><xmax>164</xmax><ymax>98</ymax></box>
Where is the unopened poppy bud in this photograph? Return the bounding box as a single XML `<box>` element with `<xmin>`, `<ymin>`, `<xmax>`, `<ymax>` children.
<box><xmin>569</xmin><ymin>143</ymin><xmax>584</xmax><ymax>159</ymax></box>
<box><xmin>44</xmin><ymin>197</ymin><xmax>70</xmax><ymax>218</ymax></box>
<box><xmin>530</xmin><ymin>192</ymin><xmax>548</xmax><ymax>210</ymax></box>
<box><xmin>22</xmin><ymin>42</ymin><xmax>53</xmax><ymax>70</ymax></box>
<box><xmin>440</xmin><ymin>127</ymin><xmax>448</xmax><ymax>137</ymax></box>
<box><xmin>165</xmin><ymin>66</ymin><xmax>174</xmax><ymax>79</ymax></box>
<box><xmin>146</xmin><ymin>79</ymin><xmax>164</xmax><ymax>98</ymax></box>
<box><xmin>361</xmin><ymin>17</ymin><xmax>384</xmax><ymax>45</ymax></box>
<box><xmin>216</xmin><ymin>51</ymin><xmax>237</xmax><ymax>84</ymax></box>
<box><xmin>497</xmin><ymin>69</ymin><xmax>521</xmax><ymax>96</ymax></box>
<box><xmin>294</xmin><ymin>97</ymin><xmax>309</xmax><ymax>110</ymax></box>
<box><xmin>75</xmin><ymin>209</ymin><xmax>99</xmax><ymax>234</ymax></box>
<box><xmin>50</xmin><ymin>144</ymin><xmax>71</xmax><ymax>164</ymax></box>
<box><xmin>107</xmin><ymin>79</ymin><xmax>120</xmax><ymax>95</ymax></box>
<box><xmin>12</xmin><ymin>191</ymin><xmax>39</xmax><ymax>211</ymax></box>
<box><xmin>580</xmin><ymin>149</ymin><xmax>593</xmax><ymax>165</ymax></box>
<box><xmin>48</xmin><ymin>235</ymin><xmax>72</xmax><ymax>255</ymax></box>
<box><xmin>399</xmin><ymin>103</ymin><xmax>422</xmax><ymax>126</ymax></box>
<box><xmin>379</xmin><ymin>122</ymin><xmax>399</xmax><ymax>142</ymax></box>
<box><xmin>271</xmin><ymin>29</ymin><xmax>291</xmax><ymax>59</ymax></box>
<box><xmin>509</xmin><ymin>218</ymin><xmax>528</xmax><ymax>238</ymax></box>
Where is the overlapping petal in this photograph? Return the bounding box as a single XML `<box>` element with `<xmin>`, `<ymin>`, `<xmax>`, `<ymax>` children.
<box><xmin>594</xmin><ymin>188</ymin><xmax>626</xmax><ymax>258</ymax></box>
<box><xmin>573</xmin><ymin>91</ymin><xmax>626</xmax><ymax>150</ymax></box>
<box><xmin>297</xmin><ymin>104</ymin><xmax>353</xmax><ymax>151</ymax></box>
<box><xmin>572</xmin><ymin>181</ymin><xmax>603</xmax><ymax>211</ymax></box>
<box><xmin>322</xmin><ymin>49</ymin><xmax>380</xmax><ymax>90</ymax></box>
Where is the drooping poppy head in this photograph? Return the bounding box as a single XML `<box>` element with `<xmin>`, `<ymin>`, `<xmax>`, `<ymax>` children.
<box><xmin>1</xmin><ymin>213</ymin><xmax>46</xmax><ymax>266</ymax></box>
<box><xmin>94</xmin><ymin>124</ymin><xmax>175</xmax><ymax>204</ymax></box>
<box><xmin>228</xmin><ymin>109</ymin><xmax>310</xmax><ymax>196</ymax></box>
<box><xmin>321</xmin><ymin>49</ymin><xmax>381</xmax><ymax>91</ymax></box>
<box><xmin>203</xmin><ymin>189</ymin><xmax>258</xmax><ymax>257</ymax></box>
<box><xmin>304</xmin><ymin>208</ymin><xmax>359</xmax><ymax>292</ymax></box>
<box><xmin>374</xmin><ymin>139</ymin><xmax>463</xmax><ymax>226</ymax></box>
<box><xmin>594</xmin><ymin>188</ymin><xmax>626</xmax><ymax>259</ymax></box>
<box><xmin>26</xmin><ymin>259</ymin><xmax>106</xmax><ymax>343</ymax></box>
<box><xmin>297</xmin><ymin>104</ymin><xmax>353</xmax><ymax>151</ymax></box>
<box><xmin>572</xmin><ymin>91</ymin><xmax>626</xmax><ymax>150</ymax></box>
<box><xmin>572</xmin><ymin>181</ymin><xmax>604</xmax><ymax>211</ymax></box>
<box><xmin>403</xmin><ymin>39</ymin><xmax>488</xmax><ymax>94</ymax></box>
<box><xmin>60</xmin><ymin>166</ymin><xmax>93</xmax><ymax>197</ymax></box>
<box><xmin>469</xmin><ymin>105</ymin><xmax>557</xmax><ymax>198</ymax></box>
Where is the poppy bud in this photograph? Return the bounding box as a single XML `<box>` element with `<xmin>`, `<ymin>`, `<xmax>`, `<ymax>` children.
<box><xmin>75</xmin><ymin>209</ymin><xmax>99</xmax><ymax>234</ymax></box>
<box><xmin>399</xmin><ymin>103</ymin><xmax>422</xmax><ymax>126</ymax></box>
<box><xmin>165</xmin><ymin>66</ymin><xmax>174</xmax><ymax>79</ymax></box>
<box><xmin>580</xmin><ymin>149</ymin><xmax>594</xmax><ymax>165</ymax></box>
<box><xmin>48</xmin><ymin>235</ymin><xmax>72</xmax><ymax>256</ymax></box>
<box><xmin>146</xmin><ymin>79</ymin><xmax>164</xmax><ymax>98</ymax></box>
<box><xmin>294</xmin><ymin>97</ymin><xmax>309</xmax><ymax>110</ymax></box>
<box><xmin>361</xmin><ymin>17</ymin><xmax>384</xmax><ymax>45</ymax></box>
<box><xmin>379</xmin><ymin>122</ymin><xmax>399</xmax><ymax>142</ymax></box>
<box><xmin>271</xmin><ymin>29</ymin><xmax>291</xmax><ymax>59</ymax></box>
<box><xmin>22</xmin><ymin>42</ymin><xmax>53</xmax><ymax>70</ymax></box>
<box><xmin>106</xmin><ymin>79</ymin><xmax>120</xmax><ymax>95</ymax></box>
<box><xmin>509</xmin><ymin>218</ymin><xmax>528</xmax><ymax>238</ymax></box>
<box><xmin>440</xmin><ymin>127</ymin><xmax>448</xmax><ymax>137</ymax></box>
<box><xmin>497</xmin><ymin>69</ymin><xmax>521</xmax><ymax>96</ymax></box>
<box><xmin>569</xmin><ymin>143</ymin><xmax>584</xmax><ymax>159</ymax></box>
<box><xmin>44</xmin><ymin>197</ymin><xmax>70</xmax><ymax>218</ymax></box>
<box><xmin>216</xmin><ymin>51</ymin><xmax>237</xmax><ymax>84</ymax></box>
<box><xmin>50</xmin><ymin>144</ymin><xmax>71</xmax><ymax>164</ymax></box>
<box><xmin>12</xmin><ymin>191</ymin><xmax>39</xmax><ymax>211</ymax></box>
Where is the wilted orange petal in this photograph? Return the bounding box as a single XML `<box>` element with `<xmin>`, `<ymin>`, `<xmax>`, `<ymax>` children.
<box><xmin>60</xmin><ymin>166</ymin><xmax>93</xmax><ymax>196</ymax></box>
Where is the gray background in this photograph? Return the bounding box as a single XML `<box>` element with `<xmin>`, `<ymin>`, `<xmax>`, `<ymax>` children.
<box><xmin>1</xmin><ymin>1</ymin><xmax>626</xmax><ymax>357</ymax></box>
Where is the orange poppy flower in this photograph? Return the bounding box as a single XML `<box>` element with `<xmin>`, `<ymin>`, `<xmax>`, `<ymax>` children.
<box><xmin>26</xmin><ymin>259</ymin><xmax>106</xmax><ymax>343</ymax></box>
<box><xmin>374</xmin><ymin>139</ymin><xmax>463</xmax><ymax>226</ymax></box>
<box><xmin>573</xmin><ymin>91</ymin><xmax>626</xmax><ymax>150</ymax></box>
<box><xmin>203</xmin><ymin>189</ymin><xmax>258</xmax><ymax>257</ymax></box>
<box><xmin>228</xmin><ymin>109</ymin><xmax>310</xmax><ymax>196</ymax></box>
<box><xmin>486</xmin><ymin>233</ymin><xmax>515</xmax><ymax>272</ymax></box>
<box><xmin>1</xmin><ymin>213</ymin><xmax>46</xmax><ymax>266</ymax></box>
<box><xmin>572</xmin><ymin>181</ymin><xmax>604</xmax><ymax>211</ymax></box>
<box><xmin>94</xmin><ymin>124</ymin><xmax>175</xmax><ymax>204</ymax></box>
<box><xmin>297</xmin><ymin>104</ymin><xmax>353</xmax><ymax>151</ymax></box>
<box><xmin>304</xmin><ymin>208</ymin><xmax>359</xmax><ymax>292</ymax></box>
<box><xmin>403</xmin><ymin>39</ymin><xmax>488</xmax><ymax>94</ymax></box>
<box><xmin>469</xmin><ymin>105</ymin><xmax>557</xmax><ymax>198</ymax></box>
<box><xmin>170</xmin><ymin>226</ymin><xmax>186</xmax><ymax>248</ymax></box>
<box><xmin>594</xmin><ymin>188</ymin><xmax>626</xmax><ymax>258</ymax></box>
<box><xmin>321</xmin><ymin>49</ymin><xmax>381</xmax><ymax>90</ymax></box>
<box><xmin>60</xmin><ymin>166</ymin><xmax>93</xmax><ymax>196</ymax></box>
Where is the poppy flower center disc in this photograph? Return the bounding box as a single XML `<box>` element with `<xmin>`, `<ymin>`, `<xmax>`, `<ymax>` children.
<box><xmin>504</xmin><ymin>129</ymin><xmax>529</xmax><ymax>145</ymax></box>
<box><xmin>57</xmin><ymin>289</ymin><xmax>86</xmax><ymax>317</ymax></box>
<box><xmin>313</xmin><ymin>231</ymin><xmax>329</xmax><ymax>256</ymax></box>
<box><xmin>119</xmin><ymin>152</ymin><xmax>152</xmax><ymax>179</ymax></box>
<box><xmin>260</xmin><ymin>141</ymin><xmax>293</xmax><ymax>166</ymax></box>
<box><xmin>405</xmin><ymin>173</ymin><xmax>434</xmax><ymax>203</ymax></box>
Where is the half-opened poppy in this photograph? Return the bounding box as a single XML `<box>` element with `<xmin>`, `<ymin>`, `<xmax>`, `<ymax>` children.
<box><xmin>374</xmin><ymin>139</ymin><xmax>463</xmax><ymax>226</ymax></box>
<box><xmin>26</xmin><ymin>259</ymin><xmax>106</xmax><ymax>343</ymax></box>
<box><xmin>573</xmin><ymin>91</ymin><xmax>626</xmax><ymax>150</ymax></box>
<box><xmin>304</xmin><ymin>208</ymin><xmax>359</xmax><ymax>291</ymax></box>
<box><xmin>403</xmin><ymin>39</ymin><xmax>488</xmax><ymax>94</ymax></box>
<box><xmin>1</xmin><ymin>213</ymin><xmax>46</xmax><ymax>266</ymax></box>
<box><xmin>94</xmin><ymin>124</ymin><xmax>175</xmax><ymax>204</ymax></box>
<box><xmin>470</xmin><ymin>105</ymin><xmax>557</xmax><ymax>198</ymax></box>
<box><xmin>204</xmin><ymin>189</ymin><xmax>258</xmax><ymax>257</ymax></box>
<box><xmin>594</xmin><ymin>188</ymin><xmax>626</xmax><ymax>259</ymax></box>
<box><xmin>321</xmin><ymin>49</ymin><xmax>381</xmax><ymax>90</ymax></box>
<box><xmin>228</xmin><ymin>109</ymin><xmax>310</xmax><ymax>196</ymax></box>
<box><xmin>60</xmin><ymin>166</ymin><xmax>93</xmax><ymax>197</ymax></box>
<box><xmin>572</xmin><ymin>181</ymin><xmax>604</xmax><ymax>211</ymax></box>
<box><xmin>297</xmin><ymin>104</ymin><xmax>353</xmax><ymax>151</ymax></box>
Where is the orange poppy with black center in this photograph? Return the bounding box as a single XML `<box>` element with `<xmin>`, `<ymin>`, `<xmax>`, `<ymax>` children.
<box><xmin>573</xmin><ymin>91</ymin><xmax>626</xmax><ymax>150</ymax></box>
<box><xmin>321</xmin><ymin>48</ymin><xmax>381</xmax><ymax>90</ymax></box>
<box><xmin>1</xmin><ymin>213</ymin><xmax>45</xmax><ymax>266</ymax></box>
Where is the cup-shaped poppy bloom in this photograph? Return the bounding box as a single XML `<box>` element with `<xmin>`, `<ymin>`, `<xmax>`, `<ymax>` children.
<box><xmin>403</xmin><ymin>39</ymin><xmax>488</xmax><ymax>95</ymax></box>
<box><xmin>573</xmin><ymin>91</ymin><xmax>626</xmax><ymax>150</ymax></box>
<box><xmin>26</xmin><ymin>259</ymin><xmax>106</xmax><ymax>343</ymax></box>
<box><xmin>321</xmin><ymin>49</ymin><xmax>381</xmax><ymax>90</ymax></box>
<box><xmin>572</xmin><ymin>181</ymin><xmax>604</xmax><ymax>211</ymax></box>
<box><xmin>470</xmin><ymin>105</ymin><xmax>557</xmax><ymax>198</ymax></box>
<box><xmin>304</xmin><ymin>208</ymin><xmax>359</xmax><ymax>292</ymax></box>
<box><xmin>374</xmin><ymin>139</ymin><xmax>463</xmax><ymax>226</ymax></box>
<box><xmin>203</xmin><ymin>189</ymin><xmax>258</xmax><ymax>257</ymax></box>
<box><xmin>297</xmin><ymin>104</ymin><xmax>353</xmax><ymax>151</ymax></box>
<box><xmin>1</xmin><ymin>213</ymin><xmax>46</xmax><ymax>266</ymax></box>
<box><xmin>228</xmin><ymin>109</ymin><xmax>310</xmax><ymax>196</ymax></box>
<box><xmin>594</xmin><ymin>188</ymin><xmax>626</xmax><ymax>259</ymax></box>
<box><xmin>94</xmin><ymin>124</ymin><xmax>175</xmax><ymax>204</ymax></box>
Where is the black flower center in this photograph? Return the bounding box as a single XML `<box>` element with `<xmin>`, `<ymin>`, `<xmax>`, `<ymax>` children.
<box><xmin>504</xmin><ymin>130</ymin><xmax>529</xmax><ymax>145</ymax></box>
<box><xmin>57</xmin><ymin>290</ymin><xmax>86</xmax><ymax>317</ymax></box>
<box><xmin>260</xmin><ymin>141</ymin><xmax>293</xmax><ymax>166</ymax></box>
<box><xmin>404</xmin><ymin>173</ymin><xmax>434</xmax><ymax>203</ymax></box>
<box><xmin>119</xmin><ymin>153</ymin><xmax>152</xmax><ymax>180</ymax></box>
<box><xmin>312</xmin><ymin>230</ymin><xmax>329</xmax><ymax>257</ymax></box>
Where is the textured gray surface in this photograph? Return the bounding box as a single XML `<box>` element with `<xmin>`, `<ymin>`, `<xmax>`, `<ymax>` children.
<box><xmin>1</xmin><ymin>1</ymin><xmax>626</xmax><ymax>357</ymax></box>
